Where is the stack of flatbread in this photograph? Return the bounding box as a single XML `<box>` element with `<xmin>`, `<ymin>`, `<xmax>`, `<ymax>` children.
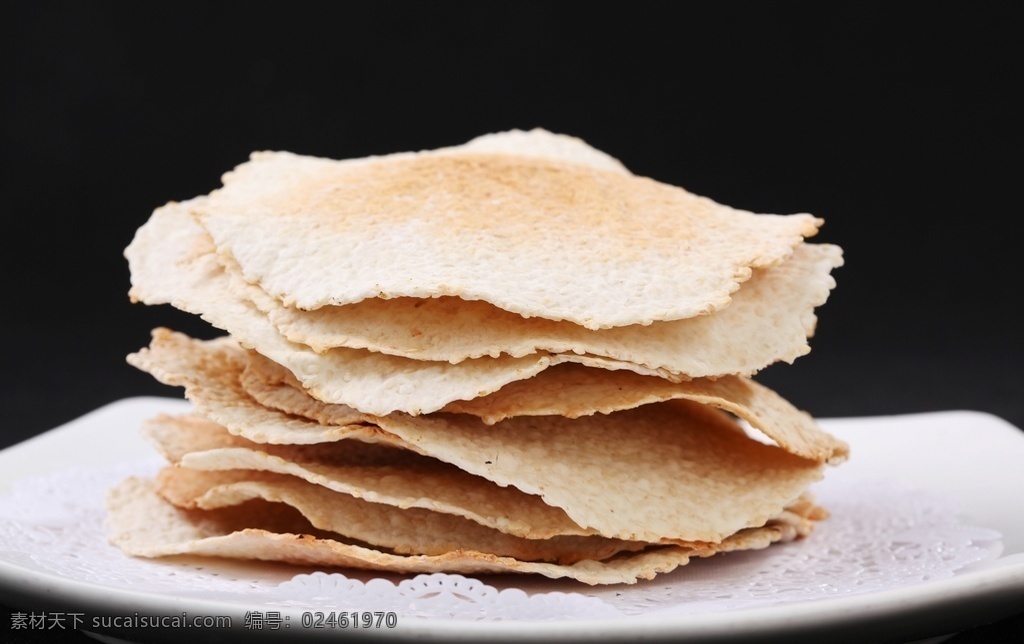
<box><xmin>108</xmin><ymin>129</ymin><xmax>848</xmax><ymax>585</ymax></box>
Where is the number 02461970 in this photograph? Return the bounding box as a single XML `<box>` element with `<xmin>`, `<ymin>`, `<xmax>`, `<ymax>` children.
<box><xmin>301</xmin><ymin>611</ymin><xmax>399</xmax><ymax>629</ymax></box>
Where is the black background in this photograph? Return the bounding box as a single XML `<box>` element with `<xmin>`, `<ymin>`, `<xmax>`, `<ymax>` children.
<box><xmin>1</xmin><ymin>2</ymin><xmax>1022</xmax><ymax>642</ymax></box>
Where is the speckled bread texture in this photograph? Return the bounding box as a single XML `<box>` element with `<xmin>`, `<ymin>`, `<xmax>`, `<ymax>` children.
<box><xmin>143</xmin><ymin>414</ymin><xmax>592</xmax><ymax>539</ymax></box>
<box><xmin>238</xmin><ymin>343</ymin><xmax>848</xmax><ymax>465</ymax></box>
<box><xmin>154</xmin><ymin>466</ymin><xmax>819</xmax><ymax>564</ymax></box>
<box><xmin>116</xmin><ymin>129</ymin><xmax>845</xmax><ymax>582</ymax></box>
<box><xmin>154</xmin><ymin>467</ymin><xmax>648</xmax><ymax>564</ymax></box>
<box><xmin>456</xmin><ymin>128</ymin><xmax>630</xmax><ymax>174</ymax></box>
<box><xmin>250</xmin><ymin>241</ymin><xmax>843</xmax><ymax>373</ymax></box>
<box><xmin>195</xmin><ymin>149</ymin><xmax>821</xmax><ymax>329</ymax></box>
<box><xmin>128</xmin><ymin>330</ymin><xmax>825</xmax><ymax>543</ymax></box>
<box><xmin>125</xmin><ymin>202</ymin><xmax>573</xmax><ymax>415</ymax></box>
<box><xmin>146</xmin><ymin>414</ymin><xmax>821</xmax><ymax>544</ymax></box>
<box><xmin>106</xmin><ymin>476</ymin><xmax>816</xmax><ymax>585</ymax></box>
<box><xmin>125</xmin><ymin>196</ymin><xmax>841</xmax><ymax>414</ymax></box>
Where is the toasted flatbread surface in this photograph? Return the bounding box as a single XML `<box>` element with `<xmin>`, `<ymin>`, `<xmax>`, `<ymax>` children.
<box><xmin>144</xmin><ymin>413</ymin><xmax>593</xmax><ymax>538</ymax></box>
<box><xmin>156</xmin><ymin>467</ymin><xmax>646</xmax><ymax>564</ymax></box>
<box><xmin>106</xmin><ymin>477</ymin><xmax>808</xmax><ymax>585</ymax></box>
<box><xmin>241</xmin><ymin>353</ymin><xmax>848</xmax><ymax>465</ymax></box>
<box><xmin>456</xmin><ymin>128</ymin><xmax>631</xmax><ymax>173</ymax></box>
<box><xmin>254</xmin><ymin>241</ymin><xmax>842</xmax><ymax>372</ymax></box>
<box><xmin>117</xmin><ymin>129</ymin><xmax>843</xmax><ymax>584</ymax></box>
<box><xmin>128</xmin><ymin>330</ymin><xmax>825</xmax><ymax>542</ymax></box>
<box><xmin>125</xmin><ymin>198</ymin><xmax>839</xmax><ymax>414</ymax></box>
<box><xmin>194</xmin><ymin>145</ymin><xmax>820</xmax><ymax>328</ymax></box>
<box><xmin>125</xmin><ymin>202</ymin><xmax>568</xmax><ymax>414</ymax></box>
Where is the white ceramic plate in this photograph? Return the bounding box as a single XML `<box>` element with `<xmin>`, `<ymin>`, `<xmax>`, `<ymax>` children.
<box><xmin>1</xmin><ymin>397</ymin><xmax>1022</xmax><ymax>642</ymax></box>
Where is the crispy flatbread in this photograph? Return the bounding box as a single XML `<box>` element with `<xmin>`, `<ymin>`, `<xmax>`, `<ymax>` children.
<box><xmin>126</xmin><ymin>203</ymin><xmax>674</xmax><ymax>416</ymax></box>
<box><xmin>117</xmin><ymin>129</ymin><xmax>843</xmax><ymax>584</ymax></box>
<box><xmin>241</xmin><ymin>353</ymin><xmax>848</xmax><ymax>464</ymax></box>
<box><xmin>144</xmin><ymin>414</ymin><xmax>592</xmax><ymax>539</ymax></box>
<box><xmin>126</xmin><ymin>201</ymin><xmax>839</xmax><ymax>414</ymax></box>
<box><xmin>456</xmin><ymin>128</ymin><xmax>630</xmax><ymax>174</ymax></box>
<box><xmin>106</xmin><ymin>477</ymin><xmax>809</xmax><ymax>585</ymax></box>
<box><xmin>156</xmin><ymin>467</ymin><xmax>646</xmax><ymax>564</ymax></box>
<box><xmin>247</xmin><ymin>242</ymin><xmax>842</xmax><ymax>373</ymax></box>
<box><xmin>195</xmin><ymin>146</ymin><xmax>820</xmax><ymax>328</ymax></box>
<box><xmin>128</xmin><ymin>331</ymin><xmax>826</xmax><ymax>542</ymax></box>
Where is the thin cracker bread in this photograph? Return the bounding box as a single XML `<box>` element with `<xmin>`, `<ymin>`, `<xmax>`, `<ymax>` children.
<box><xmin>129</xmin><ymin>331</ymin><xmax>826</xmax><ymax>542</ymax></box>
<box><xmin>129</xmin><ymin>130</ymin><xmax>840</xmax><ymax>378</ymax></box>
<box><xmin>125</xmin><ymin>131</ymin><xmax>840</xmax><ymax>414</ymax></box>
<box><xmin>126</xmin><ymin>204</ymin><xmax>667</xmax><ymax>416</ymax></box>
<box><xmin>196</xmin><ymin>146</ymin><xmax>821</xmax><ymax>328</ymax></box>
<box><xmin>106</xmin><ymin>477</ymin><xmax>807</xmax><ymax>585</ymax></box>
<box><xmin>456</xmin><ymin>128</ymin><xmax>630</xmax><ymax>174</ymax></box>
<box><xmin>144</xmin><ymin>413</ymin><xmax>592</xmax><ymax>539</ymax></box>
<box><xmin>257</xmin><ymin>242</ymin><xmax>842</xmax><ymax>375</ymax></box>
<box><xmin>155</xmin><ymin>466</ymin><xmax>646</xmax><ymax>564</ymax></box>
<box><xmin>126</xmin><ymin>205</ymin><xmax>840</xmax><ymax>415</ymax></box>
<box><xmin>241</xmin><ymin>352</ymin><xmax>848</xmax><ymax>464</ymax></box>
